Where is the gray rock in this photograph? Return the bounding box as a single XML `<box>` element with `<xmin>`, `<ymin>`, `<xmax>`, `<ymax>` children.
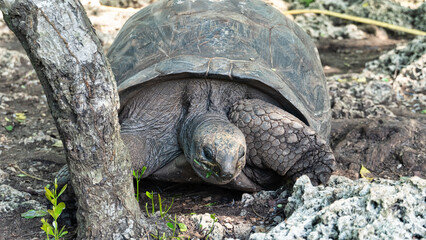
<box><xmin>0</xmin><ymin>184</ymin><xmax>45</xmax><ymax>213</ymax></box>
<box><xmin>249</xmin><ymin>175</ymin><xmax>426</xmax><ymax>240</ymax></box>
<box><xmin>234</xmin><ymin>223</ymin><xmax>252</xmax><ymax>239</ymax></box>
<box><xmin>241</xmin><ymin>193</ymin><xmax>255</xmax><ymax>207</ymax></box>
<box><xmin>191</xmin><ymin>213</ymin><xmax>225</xmax><ymax>240</ymax></box>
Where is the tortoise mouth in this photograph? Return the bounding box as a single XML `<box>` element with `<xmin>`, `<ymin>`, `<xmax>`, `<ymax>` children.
<box><xmin>192</xmin><ymin>159</ymin><xmax>235</xmax><ymax>184</ymax></box>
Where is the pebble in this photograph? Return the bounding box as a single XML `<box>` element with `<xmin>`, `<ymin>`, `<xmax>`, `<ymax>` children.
<box><xmin>241</xmin><ymin>193</ymin><xmax>254</xmax><ymax>207</ymax></box>
<box><xmin>0</xmin><ymin>169</ymin><xmax>9</xmax><ymax>183</ymax></box>
<box><xmin>224</xmin><ymin>223</ymin><xmax>233</xmax><ymax>229</ymax></box>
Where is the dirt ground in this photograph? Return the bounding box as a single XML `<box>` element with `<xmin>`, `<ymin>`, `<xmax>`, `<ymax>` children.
<box><xmin>0</xmin><ymin>1</ymin><xmax>425</xmax><ymax>240</ymax></box>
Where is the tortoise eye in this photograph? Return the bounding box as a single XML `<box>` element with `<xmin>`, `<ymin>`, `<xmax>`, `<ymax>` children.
<box><xmin>203</xmin><ymin>146</ymin><xmax>214</xmax><ymax>161</ymax></box>
<box><xmin>238</xmin><ymin>146</ymin><xmax>245</xmax><ymax>159</ymax></box>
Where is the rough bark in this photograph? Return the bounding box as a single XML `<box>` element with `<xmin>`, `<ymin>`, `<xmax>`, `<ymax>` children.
<box><xmin>0</xmin><ymin>0</ymin><xmax>145</xmax><ymax>238</ymax></box>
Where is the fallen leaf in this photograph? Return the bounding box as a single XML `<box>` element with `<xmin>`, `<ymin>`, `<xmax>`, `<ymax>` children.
<box><xmin>21</xmin><ymin>209</ymin><xmax>48</xmax><ymax>219</ymax></box>
<box><xmin>360</xmin><ymin>165</ymin><xmax>374</xmax><ymax>182</ymax></box>
<box><xmin>356</xmin><ymin>77</ymin><xmax>367</xmax><ymax>83</ymax></box>
<box><xmin>52</xmin><ymin>140</ymin><xmax>64</xmax><ymax>148</ymax></box>
<box><xmin>15</xmin><ymin>113</ymin><xmax>26</xmax><ymax>122</ymax></box>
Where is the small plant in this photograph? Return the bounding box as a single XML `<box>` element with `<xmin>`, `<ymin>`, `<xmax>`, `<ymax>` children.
<box><xmin>145</xmin><ymin>191</ymin><xmax>155</xmax><ymax>217</ymax></box>
<box><xmin>166</xmin><ymin>214</ymin><xmax>187</xmax><ymax>238</ymax></box>
<box><xmin>132</xmin><ymin>166</ymin><xmax>147</xmax><ymax>202</ymax></box>
<box><xmin>145</xmin><ymin>191</ymin><xmax>174</xmax><ymax>218</ymax></box>
<box><xmin>158</xmin><ymin>194</ymin><xmax>174</xmax><ymax>218</ymax></box>
<box><xmin>41</xmin><ymin>179</ymin><xmax>68</xmax><ymax>240</ymax></box>
<box><xmin>205</xmin><ymin>213</ymin><xmax>218</xmax><ymax>239</ymax></box>
<box><xmin>150</xmin><ymin>232</ymin><xmax>167</xmax><ymax>239</ymax></box>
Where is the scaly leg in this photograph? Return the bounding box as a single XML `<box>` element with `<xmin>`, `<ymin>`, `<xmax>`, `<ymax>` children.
<box><xmin>229</xmin><ymin>99</ymin><xmax>335</xmax><ymax>185</ymax></box>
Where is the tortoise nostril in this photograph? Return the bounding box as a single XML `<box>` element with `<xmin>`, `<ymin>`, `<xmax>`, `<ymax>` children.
<box><xmin>221</xmin><ymin>173</ymin><xmax>234</xmax><ymax>180</ymax></box>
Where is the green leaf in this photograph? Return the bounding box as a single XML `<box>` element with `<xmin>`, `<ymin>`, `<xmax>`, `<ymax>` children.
<box><xmin>59</xmin><ymin>230</ymin><xmax>68</xmax><ymax>238</ymax></box>
<box><xmin>167</xmin><ymin>222</ymin><xmax>174</xmax><ymax>230</ymax></box>
<box><xmin>421</xmin><ymin>109</ymin><xmax>426</xmax><ymax>114</ymax></box>
<box><xmin>382</xmin><ymin>77</ymin><xmax>390</xmax><ymax>82</ymax></box>
<box><xmin>21</xmin><ymin>209</ymin><xmax>48</xmax><ymax>219</ymax></box>
<box><xmin>54</xmin><ymin>179</ymin><xmax>58</xmax><ymax>192</ymax></box>
<box><xmin>59</xmin><ymin>231</ymin><xmax>68</xmax><ymax>238</ymax></box>
<box><xmin>132</xmin><ymin>170</ymin><xmax>138</xmax><ymax>178</ymax></box>
<box><xmin>210</xmin><ymin>213</ymin><xmax>217</xmax><ymax>222</ymax></box>
<box><xmin>206</xmin><ymin>172</ymin><xmax>212</xmax><ymax>178</ymax></box>
<box><xmin>178</xmin><ymin>223</ymin><xmax>187</xmax><ymax>232</ymax></box>
<box><xmin>193</xmin><ymin>159</ymin><xmax>201</xmax><ymax>165</ymax></box>
<box><xmin>44</xmin><ymin>188</ymin><xmax>54</xmax><ymax>202</ymax></box>
<box><xmin>146</xmin><ymin>191</ymin><xmax>153</xmax><ymax>199</ymax></box>
<box><xmin>58</xmin><ymin>184</ymin><xmax>67</xmax><ymax>198</ymax></box>
<box><xmin>47</xmin><ymin>209</ymin><xmax>56</xmax><ymax>219</ymax></box>
<box><xmin>277</xmin><ymin>204</ymin><xmax>283</xmax><ymax>208</ymax></box>
<box><xmin>141</xmin><ymin>166</ymin><xmax>147</xmax><ymax>175</ymax></box>
<box><xmin>59</xmin><ymin>225</ymin><xmax>68</xmax><ymax>238</ymax></box>
<box><xmin>4</xmin><ymin>125</ymin><xmax>13</xmax><ymax>131</ymax></box>
<box><xmin>41</xmin><ymin>218</ymin><xmax>54</xmax><ymax>236</ymax></box>
<box><xmin>204</xmin><ymin>202</ymin><xmax>216</xmax><ymax>207</ymax></box>
<box><xmin>54</xmin><ymin>202</ymin><xmax>66</xmax><ymax>217</ymax></box>
<box><xmin>17</xmin><ymin>174</ymin><xmax>27</xmax><ymax>177</ymax></box>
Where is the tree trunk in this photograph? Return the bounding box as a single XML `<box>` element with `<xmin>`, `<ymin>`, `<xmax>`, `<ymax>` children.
<box><xmin>0</xmin><ymin>0</ymin><xmax>145</xmax><ymax>238</ymax></box>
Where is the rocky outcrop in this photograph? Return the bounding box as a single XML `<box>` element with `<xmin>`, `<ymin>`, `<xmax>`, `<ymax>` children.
<box><xmin>329</xmin><ymin>36</ymin><xmax>426</xmax><ymax>117</ymax></box>
<box><xmin>250</xmin><ymin>175</ymin><xmax>426</xmax><ymax>240</ymax></box>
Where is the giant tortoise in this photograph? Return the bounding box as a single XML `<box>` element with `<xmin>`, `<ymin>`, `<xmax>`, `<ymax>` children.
<box><xmin>59</xmin><ymin>0</ymin><xmax>335</xmax><ymax>191</ymax></box>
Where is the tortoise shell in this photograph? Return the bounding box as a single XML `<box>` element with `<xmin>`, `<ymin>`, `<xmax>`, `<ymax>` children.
<box><xmin>107</xmin><ymin>0</ymin><xmax>331</xmax><ymax>139</ymax></box>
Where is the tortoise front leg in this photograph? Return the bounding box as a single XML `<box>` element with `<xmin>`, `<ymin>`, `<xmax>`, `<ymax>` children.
<box><xmin>229</xmin><ymin>99</ymin><xmax>335</xmax><ymax>185</ymax></box>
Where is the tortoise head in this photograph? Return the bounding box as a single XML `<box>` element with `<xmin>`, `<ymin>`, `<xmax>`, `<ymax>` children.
<box><xmin>184</xmin><ymin>118</ymin><xmax>246</xmax><ymax>185</ymax></box>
